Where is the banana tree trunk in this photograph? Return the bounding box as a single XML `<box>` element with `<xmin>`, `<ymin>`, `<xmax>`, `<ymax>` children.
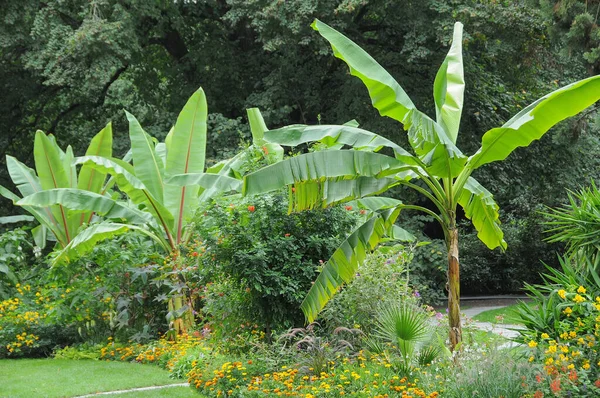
<box><xmin>447</xmin><ymin>226</ymin><xmax>461</xmax><ymax>351</ymax></box>
<box><xmin>168</xmin><ymin>295</ymin><xmax>194</xmax><ymax>335</ymax></box>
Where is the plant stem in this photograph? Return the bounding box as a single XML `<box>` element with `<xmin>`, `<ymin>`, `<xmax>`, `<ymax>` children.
<box><xmin>447</xmin><ymin>223</ymin><xmax>462</xmax><ymax>352</ymax></box>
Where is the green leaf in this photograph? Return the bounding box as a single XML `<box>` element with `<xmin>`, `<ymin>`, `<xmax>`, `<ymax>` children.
<box><xmin>469</xmin><ymin>75</ymin><xmax>600</xmax><ymax>170</ymax></box>
<box><xmin>51</xmin><ymin>223</ymin><xmax>130</xmax><ymax>266</ymax></box>
<box><xmin>311</xmin><ymin>19</ymin><xmax>466</xmax><ymax>177</ymax></box>
<box><xmin>243</xmin><ymin>151</ymin><xmax>409</xmax><ymax>198</ymax></box>
<box><xmin>433</xmin><ymin>22</ymin><xmax>465</xmax><ymax>143</ymax></box>
<box><xmin>34</xmin><ymin>131</ymin><xmax>70</xmax><ymax>190</ymax></box>
<box><xmin>288</xmin><ymin>177</ymin><xmax>397</xmax><ymax>212</ymax></box>
<box><xmin>17</xmin><ymin>189</ymin><xmax>154</xmax><ymax>226</ymax></box>
<box><xmin>457</xmin><ymin>177</ymin><xmax>506</xmax><ymax>250</ymax></box>
<box><xmin>388</xmin><ymin>225</ymin><xmax>416</xmax><ymax>242</ymax></box>
<box><xmin>403</xmin><ymin>109</ymin><xmax>467</xmax><ymax>177</ymax></box>
<box><xmin>32</xmin><ymin>225</ymin><xmax>47</xmax><ymax>249</ymax></box>
<box><xmin>0</xmin><ymin>215</ymin><xmax>34</xmax><ymax>224</ymax></box>
<box><xmin>264</xmin><ymin>124</ymin><xmax>417</xmax><ymax>164</ymax></box>
<box><xmin>125</xmin><ymin>111</ymin><xmax>165</xmax><ymax>200</ymax></box>
<box><xmin>33</xmin><ymin>131</ymin><xmax>75</xmax><ymax>244</ymax></box>
<box><xmin>165</xmin><ymin>173</ymin><xmax>242</xmax><ymax>193</ymax></box>
<box><xmin>78</xmin><ymin>123</ymin><xmax>112</xmax><ymax>193</ymax></box>
<box><xmin>76</xmin><ymin>156</ymin><xmax>174</xmax><ymax>236</ymax></box>
<box><xmin>164</xmin><ymin>87</ymin><xmax>208</xmax><ymax>243</ymax></box>
<box><xmin>312</xmin><ymin>19</ymin><xmax>415</xmax><ymax>123</ymax></box>
<box><xmin>347</xmin><ymin>196</ymin><xmax>403</xmax><ymax>211</ymax></box>
<box><xmin>63</xmin><ymin>145</ymin><xmax>77</xmax><ymax>188</ymax></box>
<box><xmin>301</xmin><ymin>207</ymin><xmax>401</xmax><ymax>322</ymax></box>
<box><xmin>247</xmin><ymin>108</ymin><xmax>284</xmax><ymax>164</ymax></box>
<box><xmin>5</xmin><ymin>156</ymin><xmax>42</xmax><ymax>199</ymax></box>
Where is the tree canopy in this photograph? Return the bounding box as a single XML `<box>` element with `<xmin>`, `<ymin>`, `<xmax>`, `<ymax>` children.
<box><xmin>1</xmin><ymin>0</ymin><xmax>598</xmax><ymax>294</ymax></box>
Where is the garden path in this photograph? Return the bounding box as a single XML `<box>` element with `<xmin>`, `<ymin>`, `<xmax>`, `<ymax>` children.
<box><xmin>75</xmin><ymin>383</ymin><xmax>190</xmax><ymax>397</ymax></box>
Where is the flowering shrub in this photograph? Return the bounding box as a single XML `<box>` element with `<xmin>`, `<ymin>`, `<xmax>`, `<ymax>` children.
<box><xmin>196</xmin><ymin>193</ymin><xmax>357</xmax><ymax>336</ymax></box>
<box><xmin>0</xmin><ymin>283</ymin><xmax>77</xmax><ymax>357</ymax></box>
<box><xmin>521</xmin><ymin>284</ymin><xmax>600</xmax><ymax>397</ymax></box>
<box><xmin>187</xmin><ymin>352</ymin><xmax>440</xmax><ymax>397</ymax></box>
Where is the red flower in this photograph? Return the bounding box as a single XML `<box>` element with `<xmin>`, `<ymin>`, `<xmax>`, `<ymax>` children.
<box><xmin>550</xmin><ymin>378</ymin><xmax>561</xmax><ymax>393</ymax></box>
<box><xmin>359</xmin><ymin>209</ymin><xmax>367</xmax><ymax>215</ymax></box>
<box><xmin>535</xmin><ymin>374</ymin><xmax>542</xmax><ymax>383</ymax></box>
<box><xmin>568</xmin><ymin>369</ymin><xmax>578</xmax><ymax>382</ymax></box>
<box><xmin>191</xmin><ymin>252</ymin><xmax>199</xmax><ymax>257</ymax></box>
<box><xmin>291</xmin><ymin>187</ymin><xmax>296</xmax><ymax>193</ymax></box>
<box><xmin>595</xmin><ymin>379</ymin><xmax>600</xmax><ymax>388</ymax></box>
<box><xmin>345</xmin><ymin>205</ymin><xmax>353</xmax><ymax>211</ymax></box>
<box><xmin>262</xmin><ymin>146</ymin><xmax>269</xmax><ymax>155</ymax></box>
<box><xmin>247</xmin><ymin>205</ymin><xmax>255</xmax><ymax>212</ymax></box>
<box><xmin>284</xmin><ymin>233</ymin><xmax>290</xmax><ymax>237</ymax></box>
<box><xmin>533</xmin><ymin>391</ymin><xmax>543</xmax><ymax>398</ymax></box>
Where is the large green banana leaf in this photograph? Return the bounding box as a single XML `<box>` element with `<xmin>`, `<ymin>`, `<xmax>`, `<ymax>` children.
<box><xmin>0</xmin><ymin>215</ymin><xmax>34</xmax><ymax>224</ymax></box>
<box><xmin>243</xmin><ymin>151</ymin><xmax>410</xmax><ymax>198</ymax></box>
<box><xmin>77</xmin><ymin>123</ymin><xmax>113</xmax><ymax>225</ymax></box>
<box><xmin>165</xmin><ymin>173</ymin><xmax>242</xmax><ymax>193</ymax></box>
<box><xmin>33</xmin><ymin>131</ymin><xmax>77</xmax><ymax>242</ymax></box>
<box><xmin>17</xmin><ymin>189</ymin><xmax>154</xmax><ymax>226</ymax></box>
<box><xmin>301</xmin><ymin>207</ymin><xmax>401</xmax><ymax>322</ymax></box>
<box><xmin>75</xmin><ymin>156</ymin><xmax>175</xmax><ymax>236</ymax></box>
<box><xmin>288</xmin><ymin>177</ymin><xmax>398</xmax><ymax>212</ymax></box>
<box><xmin>126</xmin><ymin>111</ymin><xmax>165</xmax><ymax>201</ymax></box>
<box><xmin>457</xmin><ymin>177</ymin><xmax>506</xmax><ymax>250</ymax></box>
<box><xmin>311</xmin><ymin>19</ymin><xmax>414</xmax><ymax>122</ymax></box>
<box><xmin>311</xmin><ymin>19</ymin><xmax>467</xmax><ymax>178</ymax></box>
<box><xmin>468</xmin><ymin>75</ymin><xmax>600</xmax><ymax>170</ymax></box>
<box><xmin>433</xmin><ymin>22</ymin><xmax>465</xmax><ymax>144</ymax></box>
<box><xmin>51</xmin><ymin>222</ymin><xmax>167</xmax><ymax>266</ymax></box>
<box><xmin>164</xmin><ymin>88</ymin><xmax>207</xmax><ymax>243</ymax></box>
<box><xmin>264</xmin><ymin>124</ymin><xmax>417</xmax><ymax>164</ymax></box>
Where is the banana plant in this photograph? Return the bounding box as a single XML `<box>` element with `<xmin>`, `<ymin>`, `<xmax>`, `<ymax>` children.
<box><xmin>17</xmin><ymin>87</ymin><xmax>282</xmax><ymax>333</ymax></box>
<box><xmin>0</xmin><ymin>125</ymin><xmax>151</xmax><ymax>250</ymax></box>
<box><xmin>242</xmin><ymin>20</ymin><xmax>600</xmax><ymax>350</ymax></box>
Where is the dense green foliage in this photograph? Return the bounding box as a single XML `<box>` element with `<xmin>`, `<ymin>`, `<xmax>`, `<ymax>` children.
<box><xmin>197</xmin><ymin>193</ymin><xmax>357</xmax><ymax>336</ymax></box>
<box><xmin>2</xmin><ymin>0</ymin><xmax>598</xmax><ymax>294</ymax></box>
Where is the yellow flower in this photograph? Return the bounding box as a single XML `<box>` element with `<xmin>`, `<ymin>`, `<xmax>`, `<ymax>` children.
<box><xmin>558</xmin><ymin>290</ymin><xmax>567</xmax><ymax>299</ymax></box>
<box><xmin>564</xmin><ymin>307</ymin><xmax>573</xmax><ymax>315</ymax></box>
<box><xmin>541</xmin><ymin>333</ymin><xmax>549</xmax><ymax>339</ymax></box>
<box><xmin>573</xmin><ymin>294</ymin><xmax>585</xmax><ymax>304</ymax></box>
<box><xmin>578</xmin><ymin>286</ymin><xmax>586</xmax><ymax>294</ymax></box>
<box><xmin>528</xmin><ymin>340</ymin><xmax>538</xmax><ymax>348</ymax></box>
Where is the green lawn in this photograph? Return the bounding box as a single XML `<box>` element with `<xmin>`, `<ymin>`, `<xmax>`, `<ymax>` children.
<box><xmin>0</xmin><ymin>359</ymin><xmax>198</xmax><ymax>398</ymax></box>
<box><xmin>110</xmin><ymin>386</ymin><xmax>200</xmax><ymax>397</ymax></box>
<box><xmin>472</xmin><ymin>304</ymin><xmax>530</xmax><ymax>324</ymax></box>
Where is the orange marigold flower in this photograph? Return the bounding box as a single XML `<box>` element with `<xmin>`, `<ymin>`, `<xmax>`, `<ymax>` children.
<box><xmin>248</xmin><ymin>205</ymin><xmax>256</xmax><ymax>212</ymax></box>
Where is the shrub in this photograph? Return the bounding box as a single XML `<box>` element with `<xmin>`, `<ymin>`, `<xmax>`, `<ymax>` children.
<box><xmin>0</xmin><ymin>284</ymin><xmax>78</xmax><ymax>358</ymax></box>
<box><xmin>516</xmin><ymin>255</ymin><xmax>600</xmax><ymax>396</ymax></box>
<box><xmin>0</xmin><ymin>227</ymin><xmax>41</xmax><ymax>299</ymax></box>
<box><xmin>320</xmin><ymin>245</ymin><xmax>417</xmax><ymax>332</ymax></box>
<box><xmin>196</xmin><ymin>193</ymin><xmax>357</xmax><ymax>337</ymax></box>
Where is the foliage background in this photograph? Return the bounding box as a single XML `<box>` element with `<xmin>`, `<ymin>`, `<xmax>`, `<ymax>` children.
<box><xmin>1</xmin><ymin>0</ymin><xmax>599</xmax><ymax>295</ymax></box>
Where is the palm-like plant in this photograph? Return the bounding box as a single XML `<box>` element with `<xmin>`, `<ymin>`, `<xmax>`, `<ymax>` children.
<box><xmin>544</xmin><ymin>182</ymin><xmax>600</xmax><ymax>263</ymax></box>
<box><xmin>243</xmin><ymin>20</ymin><xmax>600</xmax><ymax>350</ymax></box>
<box><xmin>374</xmin><ymin>303</ymin><xmax>437</xmax><ymax>374</ymax></box>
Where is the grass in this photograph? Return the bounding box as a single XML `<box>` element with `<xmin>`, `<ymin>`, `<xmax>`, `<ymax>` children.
<box><xmin>111</xmin><ymin>386</ymin><xmax>201</xmax><ymax>397</ymax></box>
<box><xmin>0</xmin><ymin>359</ymin><xmax>194</xmax><ymax>398</ymax></box>
<box><xmin>472</xmin><ymin>304</ymin><xmax>530</xmax><ymax>324</ymax></box>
